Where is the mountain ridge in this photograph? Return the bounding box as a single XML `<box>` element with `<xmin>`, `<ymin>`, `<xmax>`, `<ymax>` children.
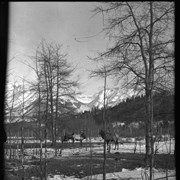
<box><xmin>77</xmin><ymin>87</ymin><xmax>135</xmax><ymax>110</ymax></box>
<box><xmin>5</xmin><ymin>87</ymin><xmax>135</xmax><ymax>123</ymax></box>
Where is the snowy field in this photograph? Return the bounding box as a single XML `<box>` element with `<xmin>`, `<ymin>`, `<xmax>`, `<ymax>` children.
<box><xmin>5</xmin><ymin>136</ymin><xmax>175</xmax><ymax>180</ymax></box>
<box><xmin>5</xmin><ymin>136</ymin><xmax>175</xmax><ymax>156</ymax></box>
<box><xmin>47</xmin><ymin>168</ymin><xmax>176</xmax><ymax>180</ymax></box>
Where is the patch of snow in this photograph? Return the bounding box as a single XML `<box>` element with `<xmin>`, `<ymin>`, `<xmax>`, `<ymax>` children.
<box><xmin>5</xmin><ymin>136</ymin><xmax>176</xmax><ymax>180</ymax></box>
<box><xmin>5</xmin><ymin>136</ymin><xmax>175</xmax><ymax>165</ymax></box>
<box><xmin>47</xmin><ymin>175</ymin><xmax>79</xmax><ymax>180</ymax></box>
<box><xmin>47</xmin><ymin>168</ymin><xmax>175</xmax><ymax>180</ymax></box>
<box><xmin>76</xmin><ymin>94</ymin><xmax>93</xmax><ymax>104</ymax></box>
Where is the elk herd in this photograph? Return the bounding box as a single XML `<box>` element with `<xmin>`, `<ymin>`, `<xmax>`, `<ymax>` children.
<box><xmin>61</xmin><ymin>131</ymin><xmax>86</xmax><ymax>146</ymax></box>
<box><xmin>60</xmin><ymin>120</ymin><xmax>173</xmax><ymax>153</ymax></box>
<box><xmin>61</xmin><ymin>128</ymin><xmax>125</xmax><ymax>153</ymax></box>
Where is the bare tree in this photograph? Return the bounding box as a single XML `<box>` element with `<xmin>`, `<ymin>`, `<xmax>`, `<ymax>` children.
<box><xmin>34</xmin><ymin>41</ymin><xmax>78</xmax><ymax>148</ymax></box>
<box><xmin>20</xmin><ymin>78</ymin><xmax>25</xmax><ymax>180</ymax></box>
<box><xmin>103</xmin><ymin>68</ymin><xmax>107</xmax><ymax>180</ymax></box>
<box><xmin>18</xmin><ymin>40</ymin><xmax>78</xmax><ymax>179</ymax></box>
<box><xmin>90</xmin><ymin>2</ymin><xmax>174</xmax><ymax>179</ymax></box>
<box><xmin>5</xmin><ymin>79</ymin><xmax>23</xmax><ymax>159</ymax></box>
<box><xmin>25</xmin><ymin>49</ymin><xmax>45</xmax><ymax>179</ymax></box>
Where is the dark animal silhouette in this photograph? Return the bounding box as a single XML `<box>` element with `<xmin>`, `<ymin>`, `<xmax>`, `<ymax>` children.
<box><xmin>61</xmin><ymin>131</ymin><xmax>86</xmax><ymax>146</ymax></box>
<box><xmin>61</xmin><ymin>132</ymin><xmax>75</xmax><ymax>144</ymax></box>
<box><xmin>99</xmin><ymin>129</ymin><xmax>121</xmax><ymax>152</ymax></box>
<box><xmin>73</xmin><ymin>132</ymin><xmax>86</xmax><ymax>146</ymax></box>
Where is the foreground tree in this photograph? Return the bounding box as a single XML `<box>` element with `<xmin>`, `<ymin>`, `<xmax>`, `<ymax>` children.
<box><xmin>23</xmin><ymin>41</ymin><xmax>78</xmax><ymax>179</ymax></box>
<box><xmin>5</xmin><ymin>80</ymin><xmax>19</xmax><ymax>159</ymax></box>
<box><xmin>28</xmin><ymin>41</ymin><xmax>78</xmax><ymax>148</ymax></box>
<box><xmin>36</xmin><ymin>41</ymin><xmax>78</xmax><ymax>147</ymax></box>
<box><xmin>90</xmin><ymin>2</ymin><xmax>174</xmax><ymax>178</ymax></box>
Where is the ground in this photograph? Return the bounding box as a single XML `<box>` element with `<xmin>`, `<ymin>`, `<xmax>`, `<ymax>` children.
<box><xmin>4</xmin><ymin>137</ymin><xmax>175</xmax><ymax>179</ymax></box>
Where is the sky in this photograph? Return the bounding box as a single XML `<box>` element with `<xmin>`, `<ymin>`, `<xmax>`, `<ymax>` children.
<box><xmin>8</xmin><ymin>2</ymin><xmax>117</xmax><ymax>96</ymax></box>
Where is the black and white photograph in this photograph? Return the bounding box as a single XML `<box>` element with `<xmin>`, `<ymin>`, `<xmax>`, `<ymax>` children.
<box><xmin>4</xmin><ymin>2</ymin><xmax>175</xmax><ymax>180</ymax></box>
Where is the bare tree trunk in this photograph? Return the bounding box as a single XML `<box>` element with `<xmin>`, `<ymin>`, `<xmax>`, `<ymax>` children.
<box><xmin>44</xmin><ymin>122</ymin><xmax>48</xmax><ymax>180</ymax></box>
<box><xmin>46</xmin><ymin>62</ymin><xmax>54</xmax><ymax>147</ymax></box>
<box><xmin>55</xmin><ymin>61</ymin><xmax>59</xmax><ymax>156</ymax></box>
<box><xmin>17</xmin><ymin>127</ymin><xmax>19</xmax><ymax>160</ymax></box>
<box><xmin>46</xmin><ymin>59</ymin><xmax>55</xmax><ymax>147</ymax></box>
<box><xmin>149</xmin><ymin>3</ymin><xmax>155</xmax><ymax>179</ymax></box>
<box><xmin>50</xmin><ymin>83</ymin><xmax>55</xmax><ymax>146</ymax></box>
<box><xmin>8</xmin><ymin>127</ymin><xmax>12</xmax><ymax>160</ymax></box>
<box><xmin>165</xmin><ymin>126</ymin><xmax>172</xmax><ymax>180</ymax></box>
<box><xmin>145</xmin><ymin>91</ymin><xmax>152</xmax><ymax>164</ymax></box>
<box><xmin>38</xmin><ymin>81</ymin><xmax>43</xmax><ymax>180</ymax></box>
<box><xmin>149</xmin><ymin>92</ymin><xmax>154</xmax><ymax>180</ymax></box>
<box><xmin>44</xmin><ymin>61</ymin><xmax>49</xmax><ymax>180</ymax></box>
<box><xmin>89</xmin><ymin>115</ymin><xmax>93</xmax><ymax>179</ymax></box>
<box><xmin>7</xmin><ymin>81</ymin><xmax>17</xmax><ymax>160</ymax></box>
<box><xmin>103</xmin><ymin>68</ymin><xmax>107</xmax><ymax>180</ymax></box>
<box><xmin>21</xmin><ymin>79</ymin><xmax>25</xmax><ymax>180</ymax></box>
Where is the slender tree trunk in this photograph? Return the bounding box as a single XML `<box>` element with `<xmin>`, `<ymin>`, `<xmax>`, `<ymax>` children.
<box><xmin>50</xmin><ymin>83</ymin><xmax>55</xmax><ymax>146</ymax></box>
<box><xmin>21</xmin><ymin>79</ymin><xmax>25</xmax><ymax>180</ymax></box>
<box><xmin>8</xmin><ymin>127</ymin><xmax>12</xmax><ymax>159</ymax></box>
<box><xmin>55</xmin><ymin>62</ymin><xmax>59</xmax><ymax>156</ymax></box>
<box><xmin>103</xmin><ymin>68</ymin><xmax>107</xmax><ymax>180</ymax></box>
<box><xmin>150</xmin><ymin>93</ymin><xmax>154</xmax><ymax>180</ymax></box>
<box><xmin>8</xmin><ymin>82</ymin><xmax>16</xmax><ymax>160</ymax></box>
<box><xmin>17</xmin><ymin>127</ymin><xmax>19</xmax><ymax>160</ymax></box>
<box><xmin>47</xmin><ymin>61</ymin><xmax>55</xmax><ymax>147</ymax></box>
<box><xmin>21</xmin><ymin>125</ymin><xmax>25</xmax><ymax>179</ymax></box>
<box><xmin>145</xmin><ymin>91</ymin><xmax>151</xmax><ymax>164</ymax></box>
<box><xmin>149</xmin><ymin>3</ymin><xmax>155</xmax><ymax>179</ymax></box>
<box><xmin>38</xmin><ymin>81</ymin><xmax>43</xmax><ymax>180</ymax></box>
<box><xmin>44</xmin><ymin>121</ymin><xmax>47</xmax><ymax>180</ymax></box>
<box><xmin>89</xmin><ymin>116</ymin><xmax>93</xmax><ymax>179</ymax></box>
<box><xmin>44</xmin><ymin>61</ymin><xmax>49</xmax><ymax>180</ymax></box>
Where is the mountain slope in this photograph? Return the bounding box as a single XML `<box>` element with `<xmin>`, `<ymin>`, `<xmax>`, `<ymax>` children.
<box><xmin>86</xmin><ymin>88</ymin><xmax>135</xmax><ymax>109</ymax></box>
<box><xmin>5</xmin><ymin>87</ymin><xmax>135</xmax><ymax>123</ymax></box>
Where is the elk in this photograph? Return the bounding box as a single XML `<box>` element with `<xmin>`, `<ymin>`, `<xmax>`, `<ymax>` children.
<box><xmin>99</xmin><ymin>129</ymin><xmax>122</xmax><ymax>152</ymax></box>
<box><xmin>61</xmin><ymin>131</ymin><xmax>86</xmax><ymax>146</ymax></box>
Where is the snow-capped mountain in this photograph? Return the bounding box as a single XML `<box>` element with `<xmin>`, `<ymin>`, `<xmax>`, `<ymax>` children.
<box><xmin>76</xmin><ymin>94</ymin><xmax>93</xmax><ymax>104</ymax></box>
<box><xmin>61</xmin><ymin>95</ymin><xmax>91</xmax><ymax>113</ymax></box>
<box><xmin>84</xmin><ymin>88</ymin><xmax>135</xmax><ymax>109</ymax></box>
<box><xmin>5</xmin><ymin>90</ymin><xmax>91</xmax><ymax>123</ymax></box>
<box><xmin>5</xmin><ymin>85</ymin><xmax>135</xmax><ymax>123</ymax></box>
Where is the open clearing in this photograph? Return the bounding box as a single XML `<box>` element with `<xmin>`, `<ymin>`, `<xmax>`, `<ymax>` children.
<box><xmin>5</xmin><ymin>138</ymin><xmax>175</xmax><ymax>179</ymax></box>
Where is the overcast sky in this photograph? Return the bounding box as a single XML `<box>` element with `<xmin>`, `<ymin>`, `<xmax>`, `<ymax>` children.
<box><xmin>8</xmin><ymin>2</ymin><xmax>117</xmax><ymax>95</ymax></box>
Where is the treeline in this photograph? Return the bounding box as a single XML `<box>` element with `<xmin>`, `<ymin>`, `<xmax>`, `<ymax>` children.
<box><xmin>6</xmin><ymin>90</ymin><xmax>174</xmax><ymax>138</ymax></box>
<box><xmin>49</xmin><ymin>90</ymin><xmax>174</xmax><ymax>136</ymax></box>
<box><xmin>89</xmin><ymin>91</ymin><xmax>174</xmax><ymax>126</ymax></box>
<box><xmin>54</xmin><ymin>90</ymin><xmax>174</xmax><ymax>135</ymax></box>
